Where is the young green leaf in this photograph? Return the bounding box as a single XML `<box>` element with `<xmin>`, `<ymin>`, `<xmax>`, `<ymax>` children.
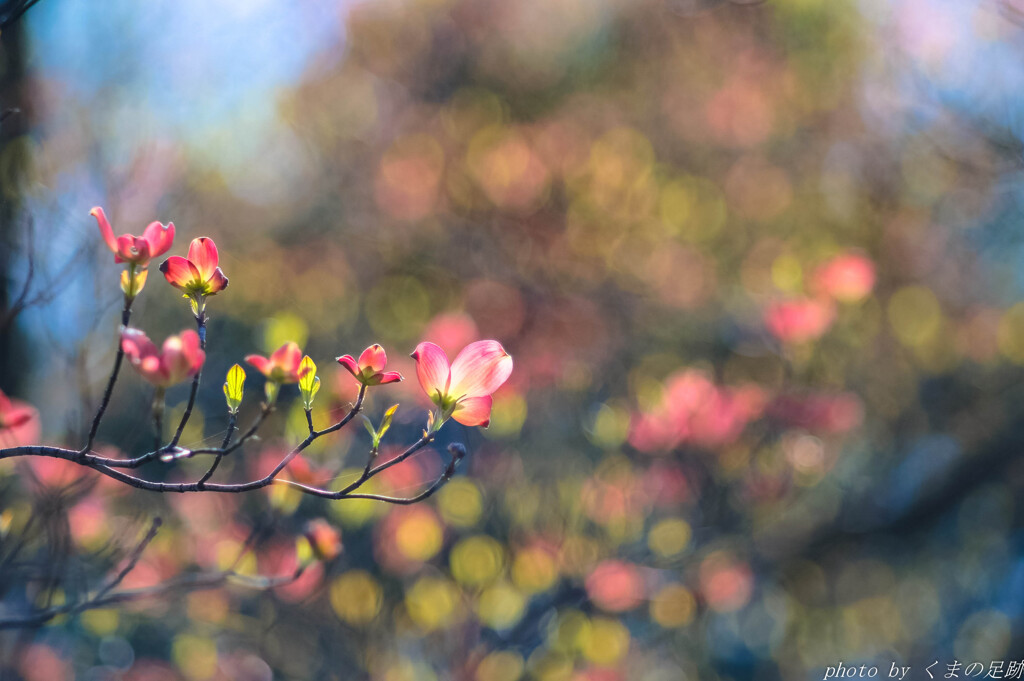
<box><xmin>298</xmin><ymin>355</ymin><xmax>320</xmax><ymax>410</ymax></box>
<box><xmin>223</xmin><ymin>364</ymin><xmax>245</xmax><ymax>414</ymax></box>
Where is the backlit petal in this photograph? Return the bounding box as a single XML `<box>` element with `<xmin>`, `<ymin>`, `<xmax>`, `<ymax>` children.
<box><xmin>452</xmin><ymin>395</ymin><xmax>493</xmax><ymax>427</ymax></box>
<box><xmin>120</xmin><ymin>328</ymin><xmax>158</xmax><ymax>362</ymax></box>
<box><xmin>359</xmin><ymin>344</ymin><xmax>388</xmax><ymax>372</ymax></box>
<box><xmin>206</xmin><ymin>267</ymin><xmax>228</xmax><ymax>293</ymax></box>
<box><xmin>142</xmin><ymin>221</ymin><xmax>175</xmax><ymax>258</ymax></box>
<box><xmin>188</xmin><ymin>237</ymin><xmax>219</xmax><ymax>281</ymax></box>
<box><xmin>90</xmin><ymin>207</ymin><xmax>118</xmax><ymax>253</ymax></box>
<box><xmin>270</xmin><ymin>341</ymin><xmax>303</xmax><ymax>373</ymax></box>
<box><xmin>448</xmin><ymin>340</ymin><xmax>513</xmax><ymax>399</ymax></box>
<box><xmin>411</xmin><ymin>342</ymin><xmax>451</xmax><ymax>401</ymax></box>
<box><xmin>160</xmin><ymin>256</ymin><xmax>199</xmax><ymax>289</ymax></box>
<box><xmin>160</xmin><ymin>335</ymin><xmax>188</xmax><ymax>383</ymax></box>
<box><xmin>245</xmin><ymin>354</ymin><xmax>272</xmax><ymax>376</ymax></box>
<box><xmin>377</xmin><ymin>371</ymin><xmax>403</xmax><ymax>384</ymax></box>
<box><xmin>336</xmin><ymin>355</ymin><xmax>360</xmax><ymax>378</ymax></box>
<box><xmin>115</xmin><ymin>234</ymin><xmax>151</xmax><ymax>265</ymax></box>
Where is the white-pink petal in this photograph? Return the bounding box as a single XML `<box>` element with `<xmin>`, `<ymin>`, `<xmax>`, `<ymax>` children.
<box><xmin>453</xmin><ymin>395</ymin><xmax>493</xmax><ymax>427</ymax></box>
<box><xmin>447</xmin><ymin>340</ymin><xmax>512</xmax><ymax>400</ymax></box>
<box><xmin>412</xmin><ymin>341</ymin><xmax>451</xmax><ymax>402</ymax></box>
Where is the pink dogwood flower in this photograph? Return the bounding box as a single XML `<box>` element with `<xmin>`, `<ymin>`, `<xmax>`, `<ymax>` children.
<box><xmin>245</xmin><ymin>342</ymin><xmax>311</xmax><ymax>385</ymax></box>
<box><xmin>159</xmin><ymin>237</ymin><xmax>229</xmax><ymax>309</ymax></box>
<box><xmin>121</xmin><ymin>328</ymin><xmax>206</xmax><ymax>388</ymax></box>
<box><xmin>411</xmin><ymin>340</ymin><xmax>513</xmax><ymax>428</ymax></box>
<box><xmin>91</xmin><ymin>206</ymin><xmax>175</xmax><ymax>267</ymax></box>
<box><xmin>336</xmin><ymin>344</ymin><xmax>403</xmax><ymax>386</ymax></box>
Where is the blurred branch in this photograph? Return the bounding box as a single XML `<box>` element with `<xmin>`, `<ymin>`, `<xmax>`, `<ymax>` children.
<box><xmin>0</xmin><ymin>517</ymin><xmax>305</xmax><ymax>631</ymax></box>
<box><xmin>756</xmin><ymin>395</ymin><xmax>1024</xmax><ymax>564</ymax></box>
<box><xmin>0</xmin><ymin>0</ymin><xmax>41</xmax><ymax>30</ymax></box>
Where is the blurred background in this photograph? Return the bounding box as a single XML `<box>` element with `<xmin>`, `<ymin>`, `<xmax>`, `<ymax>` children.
<box><xmin>3</xmin><ymin>0</ymin><xmax>1024</xmax><ymax>678</ymax></box>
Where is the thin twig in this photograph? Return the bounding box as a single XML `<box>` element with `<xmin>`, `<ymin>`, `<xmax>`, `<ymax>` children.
<box><xmin>0</xmin><ymin>388</ymin><xmax>368</xmax><ymax>495</ymax></box>
<box><xmin>196</xmin><ymin>413</ymin><xmax>237</xmax><ymax>488</ymax></box>
<box><xmin>80</xmin><ymin>297</ymin><xmax>133</xmax><ymax>454</ymax></box>
<box><xmin>93</xmin><ymin>517</ymin><xmax>162</xmax><ymax>601</ymax></box>
<box><xmin>167</xmin><ymin>312</ymin><xmax>206</xmax><ymax>449</ymax></box>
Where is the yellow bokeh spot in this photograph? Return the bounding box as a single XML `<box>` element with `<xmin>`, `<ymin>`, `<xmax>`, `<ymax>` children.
<box><xmin>511</xmin><ymin>546</ymin><xmax>559</xmax><ymax>594</ymax></box>
<box><xmin>330</xmin><ymin>570</ymin><xmax>383</xmax><ymax>625</ymax></box>
<box><xmin>586</xmin><ymin>402</ymin><xmax>630</xmax><ymax>449</ymax></box>
<box><xmin>650</xmin><ymin>584</ymin><xmax>696</xmax><ymax>628</ymax></box>
<box><xmin>648</xmin><ymin>518</ymin><xmax>692</xmax><ymax>558</ymax></box>
<box><xmin>80</xmin><ymin>608</ymin><xmax>119</xmax><ymax>636</ymax></box>
<box><xmin>395</xmin><ymin>510</ymin><xmax>443</xmax><ymax>562</ymax></box>
<box><xmin>659</xmin><ymin>176</ymin><xmax>726</xmax><ymax>242</ymax></box>
<box><xmin>269</xmin><ymin>476</ymin><xmax>303</xmax><ymax>513</ymax></box>
<box><xmin>406</xmin><ymin>576</ymin><xmax>462</xmax><ymax>631</ymax></box>
<box><xmin>436</xmin><ymin>478</ymin><xmax>484</xmax><ymax>527</ymax></box>
<box><xmin>262</xmin><ymin>312</ymin><xmax>309</xmax><ymax>354</ymax></box>
<box><xmin>771</xmin><ymin>253</ymin><xmax>803</xmax><ymax>293</ymax></box>
<box><xmin>382</xmin><ymin>660</ymin><xmax>438</xmax><ymax>681</ymax></box>
<box><xmin>215</xmin><ymin>539</ymin><xmax>257</xmax><ymax>575</ymax></box>
<box><xmin>476</xmin><ymin>651</ymin><xmax>525</xmax><ymax>681</ymax></box>
<box><xmin>451</xmin><ymin>535</ymin><xmax>505</xmax><ymax>586</ymax></box>
<box><xmin>659</xmin><ymin>179</ymin><xmax>692</xmax><ymax>232</ymax></box>
<box><xmin>547</xmin><ymin>609</ymin><xmax>590</xmax><ymax>654</ymax></box>
<box><xmin>580</xmin><ymin>617</ymin><xmax>630</xmax><ymax>666</ymax></box>
<box><xmin>528</xmin><ymin>652</ymin><xmax>574</xmax><ymax>681</ymax></box>
<box><xmin>485</xmin><ymin>393</ymin><xmax>528</xmax><ymax>438</ymax></box>
<box><xmin>997</xmin><ymin>302</ymin><xmax>1024</xmax><ymax>364</ymax></box>
<box><xmin>476</xmin><ymin>581</ymin><xmax>526</xmax><ymax>630</ymax></box>
<box><xmin>171</xmin><ymin>634</ymin><xmax>218</xmax><ymax>680</ymax></box>
<box><xmin>888</xmin><ymin>286</ymin><xmax>942</xmax><ymax>347</ymax></box>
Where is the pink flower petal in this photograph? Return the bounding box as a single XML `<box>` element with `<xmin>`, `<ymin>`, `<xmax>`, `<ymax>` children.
<box><xmin>90</xmin><ymin>207</ymin><xmax>118</xmax><ymax>253</ymax></box>
<box><xmin>160</xmin><ymin>335</ymin><xmax>188</xmax><ymax>382</ymax></box>
<box><xmin>377</xmin><ymin>371</ymin><xmax>403</xmax><ymax>385</ymax></box>
<box><xmin>206</xmin><ymin>267</ymin><xmax>228</xmax><ymax>293</ymax></box>
<box><xmin>187</xmin><ymin>237</ymin><xmax>220</xmax><ymax>281</ymax></box>
<box><xmin>448</xmin><ymin>340</ymin><xmax>513</xmax><ymax>400</ymax></box>
<box><xmin>270</xmin><ymin>342</ymin><xmax>303</xmax><ymax>373</ymax></box>
<box><xmin>2</xmin><ymin>408</ymin><xmax>32</xmax><ymax>429</ymax></box>
<box><xmin>245</xmin><ymin>354</ymin><xmax>272</xmax><ymax>376</ymax></box>
<box><xmin>115</xmin><ymin>234</ymin><xmax>150</xmax><ymax>265</ymax></box>
<box><xmin>336</xmin><ymin>355</ymin><xmax>360</xmax><ymax>378</ymax></box>
<box><xmin>121</xmin><ymin>328</ymin><xmax>158</xmax><ymax>361</ymax></box>
<box><xmin>142</xmin><ymin>221</ymin><xmax>175</xmax><ymax>258</ymax></box>
<box><xmin>452</xmin><ymin>395</ymin><xmax>493</xmax><ymax>427</ymax></box>
<box><xmin>411</xmin><ymin>342</ymin><xmax>451</xmax><ymax>402</ymax></box>
<box><xmin>359</xmin><ymin>344</ymin><xmax>387</xmax><ymax>372</ymax></box>
<box><xmin>160</xmin><ymin>256</ymin><xmax>199</xmax><ymax>289</ymax></box>
<box><xmin>178</xmin><ymin>330</ymin><xmax>204</xmax><ymax>376</ymax></box>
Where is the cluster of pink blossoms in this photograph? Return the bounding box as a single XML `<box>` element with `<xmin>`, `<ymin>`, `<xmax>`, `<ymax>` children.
<box><xmin>629</xmin><ymin>368</ymin><xmax>864</xmax><ymax>454</ymax></box>
<box><xmin>763</xmin><ymin>251</ymin><xmax>876</xmax><ymax>345</ymax></box>
<box><xmin>93</xmin><ymin>207</ymin><xmax>512</xmax><ymax>429</ymax></box>
<box><xmin>629</xmin><ymin>369</ymin><xmax>767</xmax><ymax>452</ymax></box>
